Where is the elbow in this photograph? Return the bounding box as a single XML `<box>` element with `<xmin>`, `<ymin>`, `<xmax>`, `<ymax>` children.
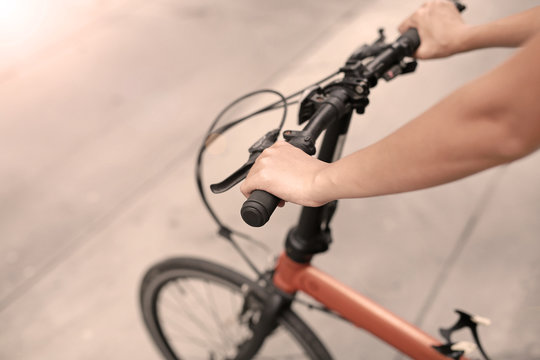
<box><xmin>495</xmin><ymin>135</ymin><xmax>535</xmax><ymax>162</ymax></box>
<box><xmin>489</xmin><ymin>111</ymin><xmax>539</xmax><ymax>162</ymax></box>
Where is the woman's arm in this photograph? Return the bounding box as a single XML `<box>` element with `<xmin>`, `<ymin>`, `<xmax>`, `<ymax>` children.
<box><xmin>240</xmin><ymin>33</ymin><xmax>540</xmax><ymax>207</ymax></box>
<box><xmin>398</xmin><ymin>1</ymin><xmax>540</xmax><ymax>59</ymax></box>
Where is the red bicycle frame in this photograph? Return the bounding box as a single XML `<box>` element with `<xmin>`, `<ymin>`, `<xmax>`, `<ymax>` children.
<box><xmin>273</xmin><ymin>252</ymin><xmax>468</xmax><ymax>360</ymax></box>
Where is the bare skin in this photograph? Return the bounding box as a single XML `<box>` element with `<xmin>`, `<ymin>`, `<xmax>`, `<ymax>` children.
<box><xmin>241</xmin><ymin>2</ymin><xmax>540</xmax><ymax>207</ymax></box>
<box><xmin>398</xmin><ymin>1</ymin><xmax>540</xmax><ymax>59</ymax></box>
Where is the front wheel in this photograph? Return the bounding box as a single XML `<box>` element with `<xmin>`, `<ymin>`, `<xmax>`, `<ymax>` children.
<box><xmin>140</xmin><ymin>257</ymin><xmax>332</xmax><ymax>360</ymax></box>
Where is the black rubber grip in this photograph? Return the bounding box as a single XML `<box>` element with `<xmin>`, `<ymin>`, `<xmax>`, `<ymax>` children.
<box><xmin>241</xmin><ymin>190</ymin><xmax>280</xmax><ymax>227</ymax></box>
<box><xmin>398</xmin><ymin>28</ymin><xmax>421</xmax><ymax>56</ymax></box>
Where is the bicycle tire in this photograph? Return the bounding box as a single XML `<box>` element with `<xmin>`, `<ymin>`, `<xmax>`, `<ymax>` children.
<box><xmin>140</xmin><ymin>257</ymin><xmax>332</xmax><ymax>360</ymax></box>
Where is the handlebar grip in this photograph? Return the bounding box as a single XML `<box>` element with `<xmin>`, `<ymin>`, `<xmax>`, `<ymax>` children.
<box><xmin>398</xmin><ymin>28</ymin><xmax>421</xmax><ymax>55</ymax></box>
<box><xmin>241</xmin><ymin>190</ymin><xmax>281</xmax><ymax>227</ymax></box>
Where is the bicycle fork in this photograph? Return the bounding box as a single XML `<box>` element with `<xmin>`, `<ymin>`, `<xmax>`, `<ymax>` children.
<box><xmin>233</xmin><ymin>284</ymin><xmax>293</xmax><ymax>360</ymax></box>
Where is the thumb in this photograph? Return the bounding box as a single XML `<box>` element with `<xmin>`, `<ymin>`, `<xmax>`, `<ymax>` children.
<box><xmin>398</xmin><ymin>15</ymin><xmax>416</xmax><ymax>34</ymax></box>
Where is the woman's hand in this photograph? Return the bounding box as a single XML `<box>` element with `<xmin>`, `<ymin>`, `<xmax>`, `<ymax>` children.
<box><xmin>240</xmin><ymin>141</ymin><xmax>332</xmax><ymax>207</ymax></box>
<box><xmin>399</xmin><ymin>0</ymin><xmax>469</xmax><ymax>59</ymax></box>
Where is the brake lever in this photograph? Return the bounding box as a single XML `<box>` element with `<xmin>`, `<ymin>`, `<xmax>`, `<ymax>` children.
<box><xmin>210</xmin><ymin>129</ymin><xmax>280</xmax><ymax>194</ymax></box>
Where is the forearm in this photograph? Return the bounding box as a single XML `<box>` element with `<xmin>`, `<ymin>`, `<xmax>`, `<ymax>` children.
<box><xmin>315</xmin><ymin>34</ymin><xmax>540</xmax><ymax>202</ymax></box>
<box><xmin>458</xmin><ymin>6</ymin><xmax>540</xmax><ymax>52</ymax></box>
<box><xmin>318</xmin><ymin>94</ymin><xmax>509</xmax><ymax>200</ymax></box>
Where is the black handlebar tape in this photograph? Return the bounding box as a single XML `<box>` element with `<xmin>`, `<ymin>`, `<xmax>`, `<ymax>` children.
<box><xmin>241</xmin><ymin>190</ymin><xmax>281</xmax><ymax>227</ymax></box>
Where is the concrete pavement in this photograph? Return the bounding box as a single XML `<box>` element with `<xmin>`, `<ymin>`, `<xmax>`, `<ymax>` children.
<box><xmin>1</xmin><ymin>0</ymin><xmax>539</xmax><ymax>359</ymax></box>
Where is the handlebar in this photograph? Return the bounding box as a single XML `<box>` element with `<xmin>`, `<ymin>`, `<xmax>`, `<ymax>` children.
<box><xmin>240</xmin><ymin>2</ymin><xmax>465</xmax><ymax>227</ymax></box>
<box><xmin>240</xmin><ymin>88</ymin><xmax>354</xmax><ymax>227</ymax></box>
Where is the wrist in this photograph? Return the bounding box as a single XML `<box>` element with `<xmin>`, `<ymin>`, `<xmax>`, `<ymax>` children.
<box><xmin>450</xmin><ymin>24</ymin><xmax>475</xmax><ymax>55</ymax></box>
<box><xmin>311</xmin><ymin>163</ymin><xmax>337</xmax><ymax>205</ymax></box>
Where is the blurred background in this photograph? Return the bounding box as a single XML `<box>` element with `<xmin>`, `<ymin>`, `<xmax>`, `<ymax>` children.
<box><xmin>1</xmin><ymin>0</ymin><xmax>539</xmax><ymax>359</ymax></box>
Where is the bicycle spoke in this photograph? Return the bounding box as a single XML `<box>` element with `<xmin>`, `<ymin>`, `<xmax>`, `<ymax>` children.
<box><xmin>163</xmin><ymin>321</ymin><xmax>222</xmax><ymax>352</ymax></box>
<box><xmin>158</xmin><ymin>294</ymin><xmax>226</xmax><ymax>351</ymax></box>
<box><xmin>163</xmin><ymin>284</ymin><xmax>216</xmax><ymax>337</ymax></box>
<box><xmin>184</xmin><ymin>278</ymin><xmax>245</xmax><ymax>349</ymax></box>
<box><xmin>180</xmin><ymin>279</ymin><xmax>229</xmax><ymax>338</ymax></box>
<box><xmin>160</xmin><ymin>278</ymin><xmax>259</xmax><ymax>358</ymax></box>
<box><xmin>204</xmin><ymin>278</ymin><xmax>239</xmax><ymax>346</ymax></box>
<box><xmin>160</xmin><ymin>305</ymin><xmax>231</xmax><ymax>358</ymax></box>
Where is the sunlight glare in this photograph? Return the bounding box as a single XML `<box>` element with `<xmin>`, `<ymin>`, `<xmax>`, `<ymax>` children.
<box><xmin>0</xmin><ymin>0</ymin><xmax>46</xmax><ymax>47</ymax></box>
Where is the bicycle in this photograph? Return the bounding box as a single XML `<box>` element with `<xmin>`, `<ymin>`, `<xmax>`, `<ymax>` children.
<box><xmin>139</xmin><ymin>2</ymin><xmax>494</xmax><ymax>359</ymax></box>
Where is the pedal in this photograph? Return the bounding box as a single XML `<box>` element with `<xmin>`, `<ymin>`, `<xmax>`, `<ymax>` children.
<box><xmin>434</xmin><ymin>309</ymin><xmax>491</xmax><ymax>360</ymax></box>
